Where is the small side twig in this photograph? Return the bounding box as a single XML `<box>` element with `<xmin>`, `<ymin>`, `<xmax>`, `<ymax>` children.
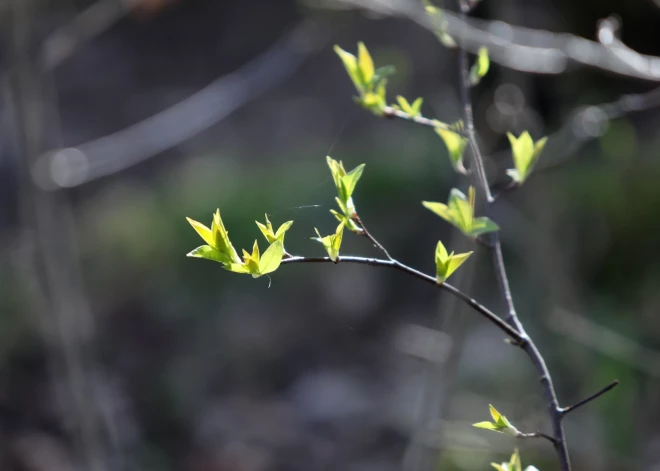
<box><xmin>382</xmin><ymin>106</ymin><xmax>466</xmax><ymax>136</ymax></box>
<box><xmin>352</xmin><ymin>213</ymin><xmax>393</xmax><ymax>260</ymax></box>
<box><xmin>560</xmin><ymin>380</ymin><xmax>619</xmax><ymax>416</ymax></box>
<box><xmin>517</xmin><ymin>431</ymin><xmax>559</xmax><ymax>445</ymax></box>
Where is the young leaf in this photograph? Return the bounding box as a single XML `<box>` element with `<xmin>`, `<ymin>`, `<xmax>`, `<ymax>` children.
<box><xmin>186</xmin><ymin>245</ymin><xmax>231</xmax><ymax>264</ymax></box>
<box><xmin>258</xmin><ymin>240</ymin><xmax>284</xmax><ymax>276</ymax></box>
<box><xmin>211</xmin><ymin>209</ymin><xmax>242</xmax><ymax>264</ymax></box>
<box><xmin>334</xmin><ymin>45</ymin><xmax>363</xmax><ymax>93</ymax></box>
<box><xmin>256</xmin><ymin>214</ymin><xmax>293</xmax><ymax>244</ymax></box>
<box><xmin>313</xmin><ymin>222</ymin><xmax>345</xmax><ymax>262</ymax></box>
<box><xmin>423</xmin><ymin>187</ymin><xmax>499</xmax><ymax>238</ymax></box>
<box><xmin>473</xmin><ymin>404</ymin><xmax>520</xmax><ymax>436</ymax></box>
<box><xmin>435</xmin><ymin>124</ymin><xmax>467</xmax><ymax>173</ymax></box>
<box><xmin>490</xmin><ymin>449</ymin><xmax>537</xmax><ymax>471</ymax></box>
<box><xmin>357</xmin><ymin>42</ymin><xmax>374</xmax><ymax>85</ymax></box>
<box><xmin>340</xmin><ymin>163</ymin><xmax>365</xmax><ymax>201</ymax></box>
<box><xmin>469</xmin><ymin>47</ymin><xmax>490</xmax><ymax>85</ymax></box>
<box><xmin>186</xmin><ymin>217</ymin><xmax>215</xmax><ymax>247</ymax></box>
<box><xmin>506</xmin><ymin>132</ymin><xmax>548</xmax><ymax>184</ymax></box>
<box><xmin>434</xmin><ymin>240</ymin><xmax>472</xmax><ymax>283</ymax></box>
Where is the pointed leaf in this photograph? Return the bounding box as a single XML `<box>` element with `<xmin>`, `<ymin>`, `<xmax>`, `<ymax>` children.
<box><xmin>473</xmin><ymin>422</ymin><xmax>499</xmax><ymax>431</ymax></box>
<box><xmin>258</xmin><ymin>241</ymin><xmax>284</xmax><ymax>275</ymax></box>
<box><xmin>435</xmin><ymin>240</ymin><xmax>449</xmax><ymax>262</ymax></box>
<box><xmin>489</xmin><ymin>404</ymin><xmax>503</xmax><ymax>423</ymax></box>
<box><xmin>341</xmin><ymin>164</ymin><xmax>365</xmax><ymax>200</ymax></box>
<box><xmin>422</xmin><ymin>201</ymin><xmax>452</xmax><ymax>223</ymax></box>
<box><xmin>186</xmin><ymin>245</ymin><xmax>231</xmax><ymax>264</ymax></box>
<box><xmin>396</xmin><ymin>95</ymin><xmax>414</xmax><ymax>115</ymax></box>
<box><xmin>469</xmin><ymin>47</ymin><xmax>490</xmax><ymax>85</ymax></box>
<box><xmin>470</xmin><ymin>217</ymin><xmax>500</xmax><ymax>236</ymax></box>
<box><xmin>212</xmin><ymin>209</ymin><xmax>241</xmax><ymax>263</ymax></box>
<box><xmin>357</xmin><ymin>42</ymin><xmax>374</xmax><ymax>85</ymax></box>
<box><xmin>256</xmin><ymin>220</ymin><xmax>275</xmax><ymax>243</ymax></box>
<box><xmin>334</xmin><ymin>45</ymin><xmax>363</xmax><ymax>92</ymax></box>
<box><xmin>186</xmin><ymin>218</ymin><xmax>215</xmax><ymax>247</ymax></box>
<box><xmin>435</xmin><ymin>128</ymin><xmax>467</xmax><ymax>172</ymax></box>
<box><xmin>448</xmin><ymin>188</ymin><xmax>472</xmax><ymax>233</ymax></box>
<box><xmin>275</xmin><ymin>220</ymin><xmax>294</xmax><ymax>239</ymax></box>
<box><xmin>445</xmin><ymin>251</ymin><xmax>473</xmax><ymax>280</ymax></box>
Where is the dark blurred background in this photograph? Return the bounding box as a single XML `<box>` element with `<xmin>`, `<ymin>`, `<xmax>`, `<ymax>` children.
<box><xmin>2</xmin><ymin>0</ymin><xmax>660</xmax><ymax>470</ymax></box>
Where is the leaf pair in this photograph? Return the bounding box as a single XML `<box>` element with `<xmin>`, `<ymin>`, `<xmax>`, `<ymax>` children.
<box><xmin>423</xmin><ymin>187</ymin><xmax>499</xmax><ymax>238</ymax></box>
<box><xmin>434</xmin><ymin>120</ymin><xmax>467</xmax><ymax>174</ymax></box>
<box><xmin>334</xmin><ymin>42</ymin><xmax>394</xmax><ymax>115</ymax></box>
<box><xmin>491</xmin><ymin>449</ymin><xmax>539</xmax><ymax>471</ymax></box>
<box><xmin>393</xmin><ymin>95</ymin><xmax>424</xmax><ymax>118</ymax></box>
<box><xmin>435</xmin><ymin>241</ymin><xmax>472</xmax><ymax>283</ymax></box>
<box><xmin>473</xmin><ymin>404</ymin><xmax>520</xmax><ymax>437</ymax></box>
<box><xmin>186</xmin><ymin>211</ymin><xmax>292</xmax><ymax>278</ymax></box>
<box><xmin>313</xmin><ymin>222</ymin><xmax>345</xmax><ymax>262</ymax></box>
<box><xmin>326</xmin><ymin>156</ymin><xmax>365</xmax><ymax>233</ymax></box>
<box><xmin>507</xmin><ymin>132</ymin><xmax>548</xmax><ymax>184</ymax></box>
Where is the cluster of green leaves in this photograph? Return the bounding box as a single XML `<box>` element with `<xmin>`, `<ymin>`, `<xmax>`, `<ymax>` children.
<box><xmin>326</xmin><ymin>156</ymin><xmax>365</xmax><ymax>233</ymax></box>
<box><xmin>507</xmin><ymin>132</ymin><xmax>548</xmax><ymax>184</ymax></box>
<box><xmin>186</xmin><ymin>210</ymin><xmax>292</xmax><ymax>278</ymax></box>
<box><xmin>423</xmin><ymin>186</ymin><xmax>499</xmax><ymax>238</ymax></box>
<box><xmin>492</xmin><ymin>449</ymin><xmax>539</xmax><ymax>471</ymax></box>
<box><xmin>313</xmin><ymin>222</ymin><xmax>345</xmax><ymax>262</ymax></box>
<box><xmin>473</xmin><ymin>404</ymin><xmax>520</xmax><ymax>436</ymax></box>
<box><xmin>333</xmin><ymin>42</ymin><xmax>395</xmax><ymax>115</ymax></box>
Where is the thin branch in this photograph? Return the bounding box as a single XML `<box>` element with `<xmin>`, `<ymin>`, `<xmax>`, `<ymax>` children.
<box><xmin>456</xmin><ymin>1</ymin><xmax>571</xmax><ymax>469</ymax></box>
<box><xmin>35</xmin><ymin>20</ymin><xmax>326</xmax><ymax>188</ymax></box>
<box><xmin>382</xmin><ymin>106</ymin><xmax>463</xmax><ymax>134</ymax></box>
<box><xmin>517</xmin><ymin>431</ymin><xmax>559</xmax><ymax>445</ymax></box>
<box><xmin>560</xmin><ymin>380</ymin><xmax>619</xmax><ymax>416</ymax></box>
<box><xmin>315</xmin><ymin>0</ymin><xmax>660</xmax><ymax>81</ymax></box>
<box><xmin>281</xmin><ymin>255</ymin><xmax>524</xmax><ymax>343</ymax></box>
<box><xmin>352</xmin><ymin>213</ymin><xmax>393</xmax><ymax>260</ymax></box>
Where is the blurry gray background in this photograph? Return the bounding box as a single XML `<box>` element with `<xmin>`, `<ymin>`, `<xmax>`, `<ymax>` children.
<box><xmin>1</xmin><ymin>0</ymin><xmax>660</xmax><ymax>470</ymax></box>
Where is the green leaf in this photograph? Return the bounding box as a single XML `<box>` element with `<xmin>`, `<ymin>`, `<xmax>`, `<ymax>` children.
<box><xmin>357</xmin><ymin>42</ymin><xmax>374</xmax><ymax>85</ymax></box>
<box><xmin>256</xmin><ymin>215</ymin><xmax>293</xmax><ymax>244</ymax></box>
<box><xmin>258</xmin><ymin>240</ymin><xmax>284</xmax><ymax>276</ymax></box>
<box><xmin>473</xmin><ymin>421</ymin><xmax>500</xmax><ymax>431</ymax></box>
<box><xmin>434</xmin><ymin>126</ymin><xmax>467</xmax><ymax>173</ymax></box>
<box><xmin>186</xmin><ymin>217</ymin><xmax>215</xmax><ymax>247</ymax></box>
<box><xmin>341</xmin><ymin>163</ymin><xmax>365</xmax><ymax>200</ymax></box>
<box><xmin>411</xmin><ymin>97</ymin><xmax>423</xmax><ymax>116</ymax></box>
<box><xmin>424</xmin><ymin>187</ymin><xmax>498</xmax><ymax>238</ymax></box>
<box><xmin>186</xmin><ymin>245</ymin><xmax>232</xmax><ymax>264</ymax></box>
<box><xmin>469</xmin><ymin>47</ymin><xmax>490</xmax><ymax>85</ymax></box>
<box><xmin>211</xmin><ymin>209</ymin><xmax>242</xmax><ymax>264</ymax></box>
<box><xmin>507</xmin><ymin>132</ymin><xmax>548</xmax><ymax>184</ymax></box>
<box><xmin>334</xmin><ymin>45</ymin><xmax>363</xmax><ymax>92</ymax></box>
<box><xmin>396</xmin><ymin>96</ymin><xmax>414</xmax><ymax>115</ymax></box>
<box><xmin>434</xmin><ymin>240</ymin><xmax>472</xmax><ymax>283</ymax></box>
<box><xmin>313</xmin><ymin>222</ymin><xmax>345</xmax><ymax>262</ymax></box>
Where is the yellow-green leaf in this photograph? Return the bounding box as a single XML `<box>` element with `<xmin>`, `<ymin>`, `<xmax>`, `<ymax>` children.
<box><xmin>186</xmin><ymin>245</ymin><xmax>231</xmax><ymax>264</ymax></box>
<box><xmin>258</xmin><ymin>240</ymin><xmax>284</xmax><ymax>276</ymax></box>
<box><xmin>435</xmin><ymin>126</ymin><xmax>467</xmax><ymax>173</ymax></box>
<box><xmin>186</xmin><ymin>217</ymin><xmax>215</xmax><ymax>247</ymax></box>
<box><xmin>507</xmin><ymin>132</ymin><xmax>548</xmax><ymax>184</ymax></box>
<box><xmin>473</xmin><ymin>421</ymin><xmax>500</xmax><ymax>431</ymax></box>
<box><xmin>469</xmin><ymin>47</ymin><xmax>490</xmax><ymax>85</ymax></box>
<box><xmin>422</xmin><ymin>201</ymin><xmax>452</xmax><ymax>223</ymax></box>
<box><xmin>211</xmin><ymin>209</ymin><xmax>241</xmax><ymax>263</ymax></box>
<box><xmin>357</xmin><ymin>42</ymin><xmax>374</xmax><ymax>85</ymax></box>
<box><xmin>340</xmin><ymin>163</ymin><xmax>365</xmax><ymax>201</ymax></box>
<box><xmin>334</xmin><ymin>45</ymin><xmax>363</xmax><ymax>92</ymax></box>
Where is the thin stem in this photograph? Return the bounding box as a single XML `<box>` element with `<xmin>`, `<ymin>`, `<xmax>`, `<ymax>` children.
<box><xmin>457</xmin><ymin>1</ymin><xmax>571</xmax><ymax>469</ymax></box>
<box><xmin>281</xmin><ymin>255</ymin><xmax>524</xmax><ymax>343</ymax></box>
<box><xmin>382</xmin><ymin>106</ymin><xmax>466</xmax><ymax>136</ymax></box>
<box><xmin>353</xmin><ymin>213</ymin><xmax>393</xmax><ymax>260</ymax></box>
<box><xmin>518</xmin><ymin>431</ymin><xmax>559</xmax><ymax>445</ymax></box>
<box><xmin>560</xmin><ymin>380</ymin><xmax>619</xmax><ymax>416</ymax></box>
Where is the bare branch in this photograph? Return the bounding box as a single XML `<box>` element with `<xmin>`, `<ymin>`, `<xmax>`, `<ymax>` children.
<box><xmin>281</xmin><ymin>255</ymin><xmax>525</xmax><ymax>344</ymax></box>
<box><xmin>34</xmin><ymin>20</ymin><xmax>326</xmax><ymax>188</ymax></box>
<box><xmin>560</xmin><ymin>380</ymin><xmax>619</xmax><ymax>416</ymax></box>
<box><xmin>313</xmin><ymin>0</ymin><xmax>660</xmax><ymax>81</ymax></box>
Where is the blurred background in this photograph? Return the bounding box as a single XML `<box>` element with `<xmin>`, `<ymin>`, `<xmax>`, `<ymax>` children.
<box><xmin>2</xmin><ymin>0</ymin><xmax>660</xmax><ymax>470</ymax></box>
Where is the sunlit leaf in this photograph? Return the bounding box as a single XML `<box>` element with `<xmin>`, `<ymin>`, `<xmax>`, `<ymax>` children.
<box><xmin>422</xmin><ymin>201</ymin><xmax>452</xmax><ymax>223</ymax></box>
<box><xmin>258</xmin><ymin>240</ymin><xmax>284</xmax><ymax>276</ymax></box>
<box><xmin>435</xmin><ymin>127</ymin><xmax>467</xmax><ymax>173</ymax></box>
<box><xmin>334</xmin><ymin>45</ymin><xmax>363</xmax><ymax>92</ymax></box>
<box><xmin>341</xmin><ymin>163</ymin><xmax>365</xmax><ymax>200</ymax></box>
<box><xmin>313</xmin><ymin>222</ymin><xmax>345</xmax><ymax>262</ymax></box>
<box><xmin>469</xmin><ymin>47</ymin><xmax>490</xmax><ymax>85</ymax></box>
<box><xmin>424</xmin><ymin>187</ymin><xmax>498</xmax><ymax>238</ymax></box>
<box><xmin>212</xmin><ymin>209</ymin><xmax>241</xmax><ymax>264</ymax></box>
<box><xmin>357</xmin><ymin>42</ymin><xmax>374</xmax><ymax>85</ymax></box>
<box><xmin>186</xmin><ymin>245</ymin><xmax>231</xmax><ymax>264</ymax></box>
<box><xmin>473</xmin><ymin>422</ymin><xmax>500</xmax><ymax>431</ymax></box>
<box><xmin>507</xmin><ymin>132</ymin><xmax>548</xmax><ymax>184</ymax></box>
